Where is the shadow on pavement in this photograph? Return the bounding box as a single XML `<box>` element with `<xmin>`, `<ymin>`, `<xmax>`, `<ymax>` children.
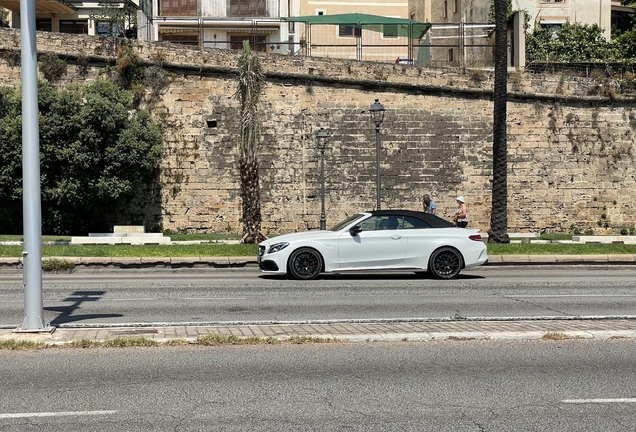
<box><xmin>260</xmin><ymin>272</ymin><xmax>485</xmax><ymax>281</ymax></box>
<box><xmin>44</xmin><ymin>290</ymin><xmax>123</xmax><ymax>326</ymax></box>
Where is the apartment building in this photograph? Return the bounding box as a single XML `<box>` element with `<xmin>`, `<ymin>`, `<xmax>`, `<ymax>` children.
<box><xmin>0</xmin><ymin>0</ymin><xmax>138</xmax><ymax>37</ymax></box>
<box><xmin>296</xmin><ymin>0</ymin><xmax>413</xmax><ymax>62</ymax></box>
<box><xmin>408</xmin><ymin>0</ymin><xmax>491</xmax><ymax>67</ymax></box>
<box><xmin>409</xmin><ymin>0</ymin><xmax>635</xmax><ymax>68</ymax></box>
<box><xmin>139</xmin><ymin>0</ymin><xmax>299</xmax><ymax>52</ymax></box>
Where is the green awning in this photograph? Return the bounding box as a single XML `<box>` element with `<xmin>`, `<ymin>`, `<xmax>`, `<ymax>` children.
<box><xmin>282</xmin><ymin>13</ymin><xmax>431</xmax><ymax>39</ymax></box>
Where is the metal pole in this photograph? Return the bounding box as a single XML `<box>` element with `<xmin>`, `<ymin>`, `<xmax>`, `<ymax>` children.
<box><xmin>320</xmin><ymin>148</ymin><xmax>326</xmax><ymax>230</ymax></box>
<box><xmin>375</xmin><ymin>123</ymin><xmax>381</xmax><ymax>210</ymax></box>
<box><xmin>18</xmin><ymin>0</ymin><xmax>47</xmax><ymax>332</ymax></box>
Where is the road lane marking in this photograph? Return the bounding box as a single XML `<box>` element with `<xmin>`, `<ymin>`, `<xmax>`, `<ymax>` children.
<box><xmin>107</xmin><ymin>297</ymin><xmax>247</xmax><ymax>301</ymax></box>
<box><xmin>511</xmin><ymin>295</ymin><xmax>636</xmax><ymax>298</ymax></box>
<box><xmin>0</xmin><ymin>410</ymin><xmax>117</xmax><ymax>419</ymax></box>
<box><xmin>562</xmin><ymin>398</ymin><xmax>636</xmax><ymax>404</ymax></box>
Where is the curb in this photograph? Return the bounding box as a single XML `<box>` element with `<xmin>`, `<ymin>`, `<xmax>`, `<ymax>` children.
<box><xmin>1</xmin><ymin>255</ymin><xmax>636</xmax><ymax>270</ymax></box>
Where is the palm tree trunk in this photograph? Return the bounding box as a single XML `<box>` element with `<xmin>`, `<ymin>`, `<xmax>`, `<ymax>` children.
<box><xmin>488</xmin><ymin>0</ymin><xmax>510</xmax><ymax>244</ymax></box>
<box><xmin>240</xmin><ymin>158</ymin><xmax>265</xmax><ymax>244</ymax></box>
<box><xmin>235</xmin><ymin>40</ymin><xmax>266</xmax><ymax>244</ymax></box>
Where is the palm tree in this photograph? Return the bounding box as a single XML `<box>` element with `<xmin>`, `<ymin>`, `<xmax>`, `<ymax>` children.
<box><xmin>234</xmin><ymin>40</ymin><xmax>266</xmax><ymax>244</ymax></box>
<box><xmin>488</xmin><ymin>0</ymin><xmax>510</xmax><ymax>243</ymax></box>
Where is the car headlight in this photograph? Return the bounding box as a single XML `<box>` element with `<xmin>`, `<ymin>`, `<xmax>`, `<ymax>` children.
<box><xmin>268</xmin><ymin>242</ymin><xmax>290</xmax><ymax>254</ymax></box>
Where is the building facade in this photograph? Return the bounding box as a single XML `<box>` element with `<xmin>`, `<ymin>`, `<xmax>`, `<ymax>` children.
<box><xmin>139</xmin><ymin>0</ymin><xmax>300</xmax><ymax>53</ymax></box>
<box><xmin>296</xmin><ymin>0</ymin><xmax>412</xmax><ymax>62</ymax></box>
<box><xmin>0</xmin><ymin>0</ymin><xmax>139</xmax><ymax>37</ymax></box>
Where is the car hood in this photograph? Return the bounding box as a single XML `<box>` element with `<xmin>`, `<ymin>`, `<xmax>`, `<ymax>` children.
<box><xmin>260</xmin><ymin>230</ymin><xmax>335</xmax><ymax>246</ymax></box>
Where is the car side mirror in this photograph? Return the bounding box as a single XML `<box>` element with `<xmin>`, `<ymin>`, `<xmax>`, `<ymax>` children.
<box><xmin>349</xmin><ymin>225</ymin><xmax>362</xmax><ymax>236</ymax></box>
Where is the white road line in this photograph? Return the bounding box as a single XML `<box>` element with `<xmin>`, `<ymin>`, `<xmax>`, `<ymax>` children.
<box><xmin>511</xmin><ymin>295</ymin><xmax>636</xmax><ymax>298</ymax></box>
<box><xmin>562</xmin><ymin>398</ymin><xmax>636</xmax><ymax>404</ymax></box>
<box><xmin>0</xmin><ymin>410</ymin><xmax>117</xmax><ymax>419</ymax></box>
<box><xmin>107</xmin><ymin>297</ymin><xmax>247</xmax><ymax>301</ymax></box>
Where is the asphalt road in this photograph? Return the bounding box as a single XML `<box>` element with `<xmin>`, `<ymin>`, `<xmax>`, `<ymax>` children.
<box><xmin>1</xmin><ymin>339</ymin><xmax>635</xmax><ymax>431</ymax></box>
<box><xmin>1</xmin><ymin>265</ymin><xmax>636</xmax><ymax>327</ymax></box>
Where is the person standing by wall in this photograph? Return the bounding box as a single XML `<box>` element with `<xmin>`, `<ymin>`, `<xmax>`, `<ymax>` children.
<box><xmin>423</xmin><ymin>194</ymin><xmax>437</xmax><ymax>215</ymax></box>
<box><xmin>453</xmin><ymin>196</ymin><xmax>468</xmax><ymax>228</ymax></box>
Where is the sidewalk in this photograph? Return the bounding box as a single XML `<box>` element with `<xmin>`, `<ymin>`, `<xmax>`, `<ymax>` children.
<box><xmin>2</xmin><ymin>255</ymin><xmax>636</xmax><ymax>269</ymax></box>
<box><xmin>2</xmin><ymin>318</ymin><xmax>636</xmax><ymax>346</ymax></box>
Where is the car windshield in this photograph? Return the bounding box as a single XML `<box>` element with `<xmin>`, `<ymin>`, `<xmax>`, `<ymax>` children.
<box><xmin>329</xmin><ymin>214</ymin><xmax>365</xmax><ymax>231</ymax></box>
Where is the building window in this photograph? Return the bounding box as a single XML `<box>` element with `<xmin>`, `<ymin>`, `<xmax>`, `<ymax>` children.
<box><xmin>161</xmin><ymin>0</ymin><xmax>197</xmax><ymax>16</ymax></box>
<box><xmin>229</xmin><ymin>35</ymin><xmax>267</xmax><ymax>51</ymax></box>
<box><xmin>97</xmin><ymin>21</ymin><xmax>125</xmax><ymax>37</ymax></box>
<box><xmin>36</xmin><ymin>19</ymin><xmax>52</xmax><ymax>32</ymax></box>
<box><xmin>443</xmin><ymin>0</ymin><xmax>448</xmax><ymax>18</ymax></box>
<box><xmin>383</xmin><ymin>24</ymin><xmax>398</xmax><ymax>38</ymax></box>
<box><xmin>453</xmin><ymin>0</ymin><xmax>458</xmax><ymax>13</ymax></box>
<box><xmin>448</xmin><ymin>48</ymin><xmax>454</xmax><ymax>62</ymax></box>
<box><xmin>60</xmin><ymin>20</ymin><xmax>88</xmax><ymax>34</ymax></box>
<box><xmin>539</xmin><ymin>19</ymin><xmax>566</xmax><ymax>35</ymax></box>
<box><xmin>339</xmin><ymin>26</ymin><xmax>361</xmax><ymax>37</ymax></box>
<box><xmin>160</xmin><ymin>33</ymin><xmax>199</xmax><ymax>45</ymax></box>
<box><xmin>229</xmin><ymin>0</ymin><xmax>266</xmax><ymax>17</ymax></box>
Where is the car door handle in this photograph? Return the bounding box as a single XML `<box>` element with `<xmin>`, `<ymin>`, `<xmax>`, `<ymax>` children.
<box><xmin>391</xmin><ymin>235</ymin><xmax>402</xmax><ymax>240</ymax></box>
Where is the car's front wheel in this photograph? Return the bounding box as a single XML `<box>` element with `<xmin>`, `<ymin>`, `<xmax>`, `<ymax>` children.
<box><xmin>428</xmin><ymin>247</ymin><xmax>463</xmax><ymax>279</ymax></box>
<box><xmin>288</xmin><ymin>248</ymin><xmax>323</xmax><ymax>280</ymax></box>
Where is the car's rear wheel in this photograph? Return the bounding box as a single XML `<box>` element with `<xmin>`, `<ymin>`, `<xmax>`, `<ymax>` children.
<box><xmin>288</xmin><ymin>248</ymin><xmax>323</xmax><ymax>280</ymax></box>
<box><xmin>428</xmin><ymin>247</ymin><xmax>463</xmax><ymax>279</ymax></box>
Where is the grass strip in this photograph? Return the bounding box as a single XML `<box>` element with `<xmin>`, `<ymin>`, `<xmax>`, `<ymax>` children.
<box><xmin>0</xmin><ymin>335</ymin><xmax>340</xmax><ymax>350</ymax></box>
<box><xmin>0</xmin><ymin>244</ymin><xmax>259</xmax><ymax>258</ymax></box>
<box><xmin>542</xmin><ymin>332</ymin><xmax>584</xmax><ymax>340</ymax></box>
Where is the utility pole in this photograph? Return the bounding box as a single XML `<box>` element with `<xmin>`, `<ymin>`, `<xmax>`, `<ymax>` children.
<box><xmin>17</xmin><ymin>0</ymin><xmax>51</xmax><ymax>333</ymax></box>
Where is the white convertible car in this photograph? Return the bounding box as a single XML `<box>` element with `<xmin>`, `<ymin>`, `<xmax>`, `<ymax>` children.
<box><xmin>257</xmin><ymin>210</ymin><xmax>488</xmax><ymax>280</ymax></box>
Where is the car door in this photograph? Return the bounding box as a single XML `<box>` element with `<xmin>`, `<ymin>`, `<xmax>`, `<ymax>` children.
<box><xmin>337</xmin><ymin>215</ymin><xmax>407</xmax><ymax>269</ymax></box>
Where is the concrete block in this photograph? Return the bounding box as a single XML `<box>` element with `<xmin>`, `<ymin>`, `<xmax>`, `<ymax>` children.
<box><xmin>500</xmin><ymin>255</ymin><xmax>530</xmax><ymax>263</ymax></box>
<box><xmin>573</xmin><ymin>236</ymin><xmax>636</xmax><ymax>244</ymax></box>
<box><xmin>80</xmin><ymin>257</ymin><xmax>113</xmax><ymax>264</ymax></box>
<box><xmin>111</xmin><ymin>257</ymin><xmax>143</xmax><ymax>265</ymax></box>
<box><xmin>579</xmin><ymin>255</ymin><xmax>609</xmax><ymax>262</ymax></box>
<box><xmin>71</xmin><ymin>237</ymin><xmax>121</xmax><ymax>245</ymax></box>
<box><xmin>607</xmin><ymin>254</ymin><xmax>636</xmax><ymax>262</ymax></box>
<box><xmin>120</xmin><ymin>236</ymin><xmax>171</xmax><ymax>245</ymax></box>
<box><xmin>554</xmin><ymin>255</ymin><xmax>584</xmax><ymax>262</ymax></box>
<box><xmin>114</xmin><ymin>225</ymin><xmax>145</xmax><ymax>234</ymax></box>
<box><xmin>0</xmin><ymin>257</ymin><xmax>21</xmax><ymax>266</ymax></box>
<box><xmin>171</xmin><ymin>257</ymin><xmax>201</xmax><ymax>264</ymax></box>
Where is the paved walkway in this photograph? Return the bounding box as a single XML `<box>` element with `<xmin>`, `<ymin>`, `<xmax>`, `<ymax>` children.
<box><xmin>2</xmin><ymin>318</ymin><xmax>636</xmax><ymax>346</ymax></box>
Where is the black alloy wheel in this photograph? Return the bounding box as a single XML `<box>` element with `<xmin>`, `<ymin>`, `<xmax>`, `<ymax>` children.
<box><xmin>428</xmin><ymin>247</ymin><xmax>463</xmax><ymax>279</ymax></box>
<box><xmin>288</xmin><ymin>247</ymin><xmax>323</xmax><ymax>280</ymax></box>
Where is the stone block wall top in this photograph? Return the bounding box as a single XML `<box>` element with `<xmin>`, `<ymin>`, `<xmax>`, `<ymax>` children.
<box><xmin>114</xmin><ymin>225</ymin><xmax>145</xmax><ymax>234</ymax></box>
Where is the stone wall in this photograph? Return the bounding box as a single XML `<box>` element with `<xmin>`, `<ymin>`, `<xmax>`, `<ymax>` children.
<box><xmin>1</xmin><ymin>29</ymin><xmax>635</xmax><ymax>235</ymax></box>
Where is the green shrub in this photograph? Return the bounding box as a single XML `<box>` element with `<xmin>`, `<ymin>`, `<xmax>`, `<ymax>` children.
<box><xmin>39</xmin><ymin>53</ymin><xmax>68</xmax><ymax>82</ymax></box>
<box><xmin>42</xmin><ymin>258</ymin><xmax>75</xmax><ymax>272</ymax></box>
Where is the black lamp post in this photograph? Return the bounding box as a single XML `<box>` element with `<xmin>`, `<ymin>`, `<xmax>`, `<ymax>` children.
<box><xmin>369</xmin><ymin>99</ymin><xmax>386</xmax><ymax>210</ymax></box>
<box><xmin>316</xmin><ymin>127</ymin><xmax>329</xmax><ymax>230</ymax></box>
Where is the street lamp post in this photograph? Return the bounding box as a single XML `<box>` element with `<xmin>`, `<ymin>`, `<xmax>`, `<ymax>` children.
<box><xmin>316</xmin><ymin>127</ymin><xmax>329</xmax><ymax>230</ymax></box>
<box><xmin>369</xmin><ymin>99</ymin><xmax>386</xmax><ymax>210</ymax></box>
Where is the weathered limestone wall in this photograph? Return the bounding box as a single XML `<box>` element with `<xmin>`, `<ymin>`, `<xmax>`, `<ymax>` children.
<box><xmin>1</xmin><ymin>29</ymin><xmax>635</xmax><ymax>235</ymax></box>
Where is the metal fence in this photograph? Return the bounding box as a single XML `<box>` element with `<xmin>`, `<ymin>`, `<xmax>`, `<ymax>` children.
<box><xmin>146</xmin><ymin>19</ymin><xmax>499</xmax><ymax>68</ymax></box>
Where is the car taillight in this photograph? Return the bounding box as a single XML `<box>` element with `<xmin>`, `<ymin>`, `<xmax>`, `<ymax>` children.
<box><xmin>469</xmin><ymin>234</ymin><xmax>482</xmax><ymax>242</ymax></box>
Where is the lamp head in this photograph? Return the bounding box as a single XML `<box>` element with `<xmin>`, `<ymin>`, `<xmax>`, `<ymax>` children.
<box><xmin>369</xmin><ymin>99</ymin><xmax>385</xmax><ymax>125</ymax></box>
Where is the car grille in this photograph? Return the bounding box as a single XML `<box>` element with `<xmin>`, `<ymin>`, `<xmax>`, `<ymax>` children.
<box><xmin>258</xmin><ymin>245</ymin><xmax>266</xmax><ymax>257</ymax></box>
